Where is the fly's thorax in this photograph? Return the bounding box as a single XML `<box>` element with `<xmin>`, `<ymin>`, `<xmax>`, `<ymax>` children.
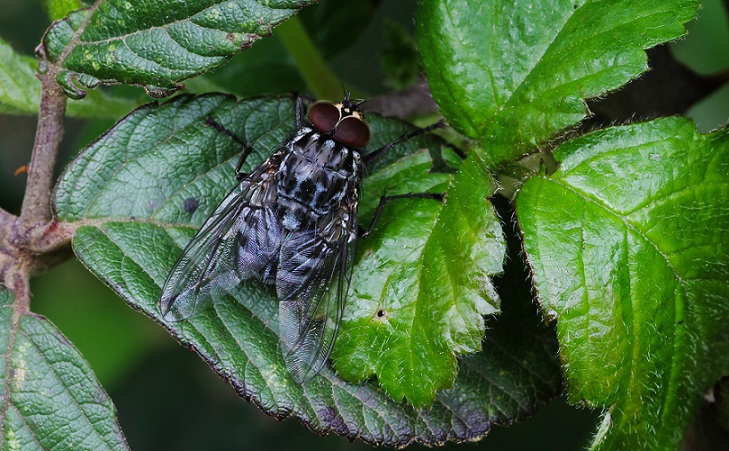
<box><xmin>276</xmin><ymin>130</ymin><xmax>363</xmax><ymax>231</ymax></box>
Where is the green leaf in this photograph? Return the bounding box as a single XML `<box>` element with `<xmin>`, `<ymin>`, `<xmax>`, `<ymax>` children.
<box><xmin>335</xmin><ymin>153</ymin><xmax>504</xmax><ymax>405</ymax></box>
<box><xmin>379</xmin><ymin>20</ymin><xmax>420</xmax><ymax>90</ymax></box>
<box><xmin>53</xmin><ymin>95</ymin><xmax>557</xmax><ymax>444</ymax></box>
<box><xmin>40</xmin><ymin>0</ymin><xmax>317</xmax><ymax>97</ymax></box>
<box><xmin>190</xmin><ymin>35</ymin><xmax>306</xmax><ymax>98</ymax></box>
<box><xmin>42</xmin><ymin>0</ymin><xmax>83</xmax><ymax>21</ymax></box>
<box><xmin>516</xmin><ymin>117</ymin><xmax>729</xmax><ymax>449</ymax></box>
<box><xmin>0</xmin><ymin>38</ymin><xmax>39</xmax><ymax>115</ymax></box>
<box><xmin>416</xmin><ymin>0</ymin><xmax>699</xmax><ymax>167</ymax></box>
<box><xmin>298</xmin><ymin>0</ymin><xmax>375</xmax><ymax>59</ymax></box>
<box><xmin>670</xmin><ymin>0</ymin><xmax>729</xmax><ymax>76</ymax></box>
<box><xmin>0</xmin><ymin>37</ymin><xmax>139</xmax><ymax>118</ymax></box>
<box><xmin>0</xmin><ymin>287</ymin><xmax>128</xmax><ymax>450</ymax></box>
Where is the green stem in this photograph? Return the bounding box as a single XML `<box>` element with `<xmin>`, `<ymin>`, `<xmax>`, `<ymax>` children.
<box><xmin>277</xmin><ymin>16</ymin><xmax>342</xmax><ymax>100</ymax></box>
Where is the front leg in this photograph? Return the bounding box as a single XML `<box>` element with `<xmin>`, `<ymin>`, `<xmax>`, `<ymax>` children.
<box><xmin>362</xmin><ymin>118</ymin><xmax>446</xmax><ymax>166</ymax></box>
<box><xmin>359</xmin><ymin>192</ymin><xmax>444</xmax><ymax>238</ymax></box>
<box><xmin>204</xmin><ymin>116</ymin><xmax>254</xmax><ymax>180</ymax></box>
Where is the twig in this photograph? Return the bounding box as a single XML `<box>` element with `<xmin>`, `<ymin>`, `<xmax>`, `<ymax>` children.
<box><xmin>17</xmin><ymin>70</ymin><xmax>67</xmax><ymax>232</ymax></box>
<box><xmin>0</xmin><ymin>208</ymin><xmax>12</xmax><ymax>226</ymax></box>
<box><xmin>363</xmin><ymin>76</ymin><xmax>439</xmax><ymax>119</ymax></box>
<box><xmin>1</xmin><ymin>57</ymin><xmax>71</xmax><ymax>314</ymax></box>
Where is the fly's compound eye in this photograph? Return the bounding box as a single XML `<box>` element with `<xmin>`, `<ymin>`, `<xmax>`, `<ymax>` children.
<box><xmin>334</xmin><ymin>115</ymin><xmax>371</xmax><ymax>148</ymax></box>
<box><xmin>308</xmin><ymin>101</ymin><xmax>341</xmax><ymax>133</ymax></box>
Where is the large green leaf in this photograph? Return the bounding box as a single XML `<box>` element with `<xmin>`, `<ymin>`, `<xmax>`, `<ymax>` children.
<box><xmin>53</xmin><ymin>94</ymin><xmax>557</xmax><ymax>445</ymax></box>
<box><xmin>0</xmin><ymin>287</ymin><xmax>128</xmax><ymax>450</ymax></box>
<box><xmin>417</xmin><ymin>0</ymin><xmax>699</xmax><ymax>167</ymax></box>
<box><xmin>335</xmin><ymin>153</ymin><xmax>503</xmax><ymax>405</ymax></box>
<box><xmin>516</xmin><ymin>118</ymin><xmax>729</xmax><ymax>449</ymax></box>
<box><xmin>40</xmin><ymin>0</ymin><xmax>317</xmax><ymax>97</ymax></box>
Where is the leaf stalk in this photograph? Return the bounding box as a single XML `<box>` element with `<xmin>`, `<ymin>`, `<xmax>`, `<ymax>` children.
<box><xmin>277</xmin><ymin>16</ymin><xmax>342</xmax><ymax>100</ymax></box>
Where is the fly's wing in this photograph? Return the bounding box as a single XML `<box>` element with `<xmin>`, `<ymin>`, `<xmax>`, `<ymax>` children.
<box><xmin>160</xmin><ymin>158</ymin><xmax>283</xmax><ymax>321</ymax></box>
<box><xmin>277</xmin><ymin>205</ymin><xmax>357</xmax><ymax>383</ymax></box>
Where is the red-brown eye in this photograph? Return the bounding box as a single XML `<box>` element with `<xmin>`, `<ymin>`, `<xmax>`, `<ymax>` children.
<box><xmin>308</xmin><ymin>102</ymin><xmax>341</xmax><ymax>133</ymax></box>
<box><xmin>333</xmin><ymin>116</ymin><xmax>371</xmax><ymax>148</ymax></box>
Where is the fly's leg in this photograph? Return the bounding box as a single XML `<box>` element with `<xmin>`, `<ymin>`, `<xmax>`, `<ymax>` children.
<box><xmin>295</xmin><ymin>94</ymin><xmax>305</xmax><ymax>129</ymax></box>
<box><xmin>359</xmin><ymin>192</ymin><xmax>444</xmax><ymax>238</ymax></box>
<box><xmin>363</xmin><ymin>118</ymin><xmax>446</xmax><ymax>165</ymax></box>
<box><xmin>360</xmin><ymin>117</ymin><xmax>449</xmax><ymax>237</ymax></box>
<box><xmin>204</xmin><ymin>117</ymin><xmax>254</xmax><ymax>181</ymax></box>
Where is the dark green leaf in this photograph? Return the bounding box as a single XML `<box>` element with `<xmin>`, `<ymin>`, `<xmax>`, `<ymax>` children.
<box><xmin>40</xmin><ymin>0</ymin><xmax>317</xmax><ymax>96</ymax></box>
<box><xmin>379</xmin><ymin>20</ymin><xmax>420</xmax><ymax>90</ymax></box>
<box><xmin>0</xmin><ymin>37</ymin><xmax>139</xmax><ymax>118</ymax></box>
<box><xmin>298</xmin><ymin>0</ymin><xmax>376</xmax><ymax>59</ymax></box>
<box><xmin>191</xmin><ymin>36</ymin><xmax>306</xmax><ymax>98</ymax></box>
<box><xmin>0</xmin><ymin>287</ymin><xmax>128</xmax><ymax>450</ymax></box>
<box><xmin>717</xmin><ymin>377</ymin><xmax>729</xmax><ymax>434</ymax></box>
<box><xmin>53</xmin><ymin>95</ymin><xmax>557</xmax><ymax>444</ymax></box>
<box><xmin>516</xmin><ymin>118</ymin><xmax>729</xmax><ymax>449</ymax></box>
<box><xmin>417</xmin><ymin>0</ymin><xmax>699</xmax><ymax>166</ymax></box>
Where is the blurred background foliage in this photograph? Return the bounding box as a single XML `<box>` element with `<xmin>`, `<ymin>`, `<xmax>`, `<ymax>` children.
<box><xmin>1</xmin><ymin>0</ymin><xmax>728</xmax><ymax>449</ymax></box>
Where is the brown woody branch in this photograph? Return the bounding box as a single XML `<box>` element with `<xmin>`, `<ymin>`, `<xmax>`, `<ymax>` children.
<box><xmin>1</xmin><ymin>58</ymin><xmax>72</xmax><ymax>312</ymax></box>
<box><xmin>17</xmin><ymin>70</ymin><xmax>67</xmax><ymax>233</ymax></box>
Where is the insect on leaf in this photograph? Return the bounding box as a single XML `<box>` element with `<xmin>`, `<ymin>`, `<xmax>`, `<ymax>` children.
<box><xmin>54</xmin><ymin>95</ymin><xmax>546</xmax><ymax>445</ymax></box>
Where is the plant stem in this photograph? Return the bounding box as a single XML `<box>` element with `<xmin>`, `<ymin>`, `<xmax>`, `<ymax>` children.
<box><xmin>18</xmin><ymin>70</ymin><xmax>67</xmax><ymax>231</ymax></box>
<box><xmin>277</xmin><ymin>16</ymin><xmax>342</xmax><ymax>100</ymax></box>
<box><xmin>0</xmin><ymin>208</ymin><xmax>11</xmax><ymax>225</ymax></box>
<box><xmin>1</xmin><ymin>61</ymin><xmax>70</xmax><ymax>313</ymax></box>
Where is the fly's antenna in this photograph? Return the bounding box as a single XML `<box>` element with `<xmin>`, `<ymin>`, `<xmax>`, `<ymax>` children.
<box><xmin>341</xmin><ymin>87</ymin><xmax>367</xmax><ymax>112</ymax></box>
<box><xmin>352</xmin><ymin>98</ymin><xmax>367</xmax><ymax>110</ymax></box>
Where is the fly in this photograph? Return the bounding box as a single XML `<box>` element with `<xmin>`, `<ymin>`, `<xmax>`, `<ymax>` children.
<box><xmin>160</xmin><ymin>95</ymin><xmax>443</xmax><ymax>383</ymax></box>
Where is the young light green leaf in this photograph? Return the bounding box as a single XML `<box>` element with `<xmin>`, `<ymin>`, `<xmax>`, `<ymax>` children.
<box><xmin>417</xmin><ymin>0</ymin><xmax>699</xmax><ymax>167</ymax></box>
<box><xmin>0</xmin><ymin>287</ymin><xmax>128</xmax><ymax>450</ymax></box>
<box><xmin>516</xmin><ymin>118</ymin><xmax>729</xmax><ymax>450</ymax></box>
<box><xmin>335</xmin><ymin>153</ymin><xmax>504</xmax><ymax>406</ymax></box>
<box><xmin>53</xmin><ymin>95</ymin><xmax>557</xmax><ymax>445</ymax></box>
<box><xmin>42</xmin><ymin>0</ymin><xmax>83</xmax><ymax>21</ymax></box>
<box><xmin>0</xmin><ymin>38</ymin><xmax>39</xmax><ymax>115</ymax></box>
<box><xmin>40</xmin><ymin>0</ymin><xmax>317</xmax><ymax>97</ymax></box>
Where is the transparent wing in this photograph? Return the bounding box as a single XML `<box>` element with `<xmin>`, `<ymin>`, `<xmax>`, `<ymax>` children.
<box><xmin>160</xmin><ymin>161</ymin><xmax>283</xmax><ymax>321</ymax></box>
<box><xmin>277</xmin><ymin>206</ymin><xmax>357</xmax><ymax>383</ymax></box>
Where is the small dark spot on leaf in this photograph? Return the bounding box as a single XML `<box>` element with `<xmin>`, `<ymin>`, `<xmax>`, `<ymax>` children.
<box><xmin>226</xmin><ymin>33</ymin><xmax>236</xmax><ymax>42</ymax></box>
<box><xmin>184</xmin><ymin>197</ymin><xmax>199</xmax><ymax>213</ymax></box>
<box><xmin>375</xmin><ymin>309</ymin><xmax>388</xmax><ymax>321</ymax></box>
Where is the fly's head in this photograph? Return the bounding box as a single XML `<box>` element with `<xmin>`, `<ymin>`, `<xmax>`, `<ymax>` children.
<box><xmin>307</xmin><ymin>97</ymin><xmax>372</xmax><ymax>149</ymax></box>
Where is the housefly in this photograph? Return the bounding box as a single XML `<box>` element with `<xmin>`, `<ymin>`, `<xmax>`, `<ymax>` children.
<box><xmin>160</xmin><ymin>95</ymin><xmax>443</xmax><ymax>383</ymax></box>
